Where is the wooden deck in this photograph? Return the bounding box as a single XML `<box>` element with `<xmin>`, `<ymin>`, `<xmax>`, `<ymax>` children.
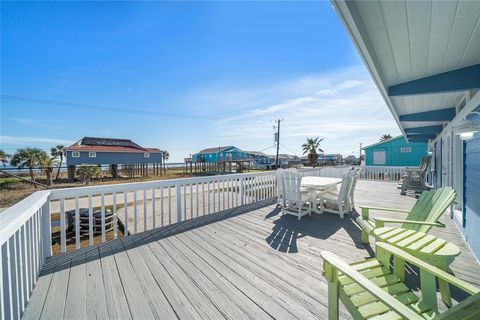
<box><xmin>23</xmin><ymin>181</ymin><xmax>480</xmax><ymax>319</ymax></box>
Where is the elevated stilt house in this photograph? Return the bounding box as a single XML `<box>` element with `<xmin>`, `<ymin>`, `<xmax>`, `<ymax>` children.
<box><xmin>65</xmin><ymin>137</ymin><xmax>163</xmax><ymax>181</ymax></box>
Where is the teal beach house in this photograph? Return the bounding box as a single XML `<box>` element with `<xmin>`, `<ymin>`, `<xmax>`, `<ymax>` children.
<box><xmin>192</xmin><ymin>146</ymin><xmax>249</xmax><ymax>163</ymax></box>
<box><xmin>363</xmin><ymin>136</ymin><xmax>428</xmax><ymax>167</ymax></box>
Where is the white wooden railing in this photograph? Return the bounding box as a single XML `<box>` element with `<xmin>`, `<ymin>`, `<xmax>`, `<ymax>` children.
<box><xmin>298</xmin><ymin>166</ymin><xmax>407</xmax><ymax>182</ymax></box>
<box><xmin>0</xmin><ymin>171</ymin><xmax>277</xmax><ymax>319</ymax></box>
<box><xmin>0</xmin><ymin>191</ymin><xmax>51</xmax><ymax>320</ymax></box>
<box><xmin>0</xmin><ymin>166</ymin><xmax>409</xmax><ymax>318</ymax></box>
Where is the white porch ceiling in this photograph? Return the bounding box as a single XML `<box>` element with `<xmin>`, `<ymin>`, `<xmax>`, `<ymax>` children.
<box><xmin>332</xmin><ymin>0</ymin><xmax>480</xmax><ymax>141</ymax></box>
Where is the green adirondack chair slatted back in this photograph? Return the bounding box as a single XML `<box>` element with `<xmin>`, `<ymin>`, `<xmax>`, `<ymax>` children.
<box><xmin>402</xmin><ymin>187</ymin><xmax>456</xmax><ymax>232</ymax></box>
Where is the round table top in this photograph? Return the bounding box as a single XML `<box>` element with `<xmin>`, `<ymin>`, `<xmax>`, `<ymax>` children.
<box><xmin>301</xmin><ymin>176</ymin><xmax>342</xmax><ymax>188</ymax></box>
<box><xmin>373</xmin><ymin>226</ymin><xmax>460</xmax><ymax>258</ymax></box>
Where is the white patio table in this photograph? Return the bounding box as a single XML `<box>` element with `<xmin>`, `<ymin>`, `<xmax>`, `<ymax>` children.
<box><xmin>301</xmin><ymin>177</ymin><xmax>342</xmax><ymax>214</ymax></box>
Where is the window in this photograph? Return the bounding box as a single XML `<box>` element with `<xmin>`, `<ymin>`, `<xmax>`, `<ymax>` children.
<box><xmin>400</xmin><ymin>147</ymin><xmax>411</xmax><ymax>153</ymax></box>
<box><xmin>144</xmin><ymin>152</ymin><xmax>150</xmax><ymax>158</ymax></box>
<box><xmin>373</xmin><ymin>150</ymin><xmax>386</xmax><ymax>165</ymax></box>
<box><xmin>72</xmin><ymin>151</ymin><xmax>80</xmax><ymax>158</ymax></box>
<box><xmin>89</xmin><ymin>151</ymin><xmax>96</xmax><ymax>158</ymax></box>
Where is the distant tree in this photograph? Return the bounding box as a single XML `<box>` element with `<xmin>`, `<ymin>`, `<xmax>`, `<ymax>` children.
<box><xmin>0</xmin><ymin>149</ymin><xmax>10</xmax><ymax>166</ymax></box>
<box><xmin>162</xmin><ymin>150</ymin><xmax>170</xmax><ymax>173</ymax></box>
<box><xmin>10</xmin><ymin>148</ymin><xmax>47</xmax><ymax>188</ymax></box>
<box><xmin>39</xmin><ymin>155</ymin><xmax>57</xmax><ymax>186</ymax></box>
<box><xmin>50</xmin><ymin>145</ymin><xmax>65</xmax><ymax>180</ymax></box>
<box><xmin>76</xmin><ymin>165</ymin><xmax>101</xmax><ymax>185</ymax></box>
<box><xmin>380</xmin><ymin>134</ymin><xmax>393</xmax><ymax>142</ymax></box>
<box><xmin>302</xmin><ymin>137</ymin><xmax>324</xmax><ymax>168</ymax></box>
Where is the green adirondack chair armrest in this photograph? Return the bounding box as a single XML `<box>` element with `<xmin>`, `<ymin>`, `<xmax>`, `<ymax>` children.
<box><xmin>321</xmin><ymin>251</ymin><xmax>423</xmax><ymax>320</ymax></box>
<box><xmin>376</xmin><ymin>242</ymin><xmax>480</xmax><ymax>295</ymax></box>
<box><xmin>373</xmin><ymin>218</ymin><xmax>446</xmax><ymax>228</ymax></box>
<box><xmin>434</xmin><ymin>293</ymin><xmax>480</xmax><ymax>320</ymax></box>
<box><xmin>359</xmin><ymin>206</ymin><xmax>411</xmax><ymax>219</ymax></box>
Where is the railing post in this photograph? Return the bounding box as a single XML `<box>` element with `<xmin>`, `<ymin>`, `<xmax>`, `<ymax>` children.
<box><xmin>176</xmin><ymin>184</ymin><xmax>182</xmax><ymax>222</ymax></box>
<box><xmin>240</xmin><ymin>177</ymin><xmax>244</xmax><ymax>205</ymax></box>
<box><xmin>41</xmin><ymin>200</ymin><xmax>52</xmax><ymax>259</ymax></box>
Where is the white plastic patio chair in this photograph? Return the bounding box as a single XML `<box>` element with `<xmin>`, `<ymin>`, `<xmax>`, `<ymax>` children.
<box><xmin>317</xmin><ymin>171</ymin><xmax>352</xmax><ymax>218</ymax></box>
<box><xmin>282</xmin><ymin>169</ymin><xmax>311</xmax><ymax>220</ymax></box>
<box><xmin>348</xmin><ymin>170</ymin><xmax>358</xmax><ymax>211</ymax></box>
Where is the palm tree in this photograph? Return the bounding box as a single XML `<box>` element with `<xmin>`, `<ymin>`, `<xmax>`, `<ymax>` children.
<box><xmin>50</xmin><ymin>145</ymin><xmax>65</xmax><ymax>180</ymax></box>
<box><xmin>302</xmin><ymin>137</ymin><xmax>324</xmax><ymax>168</ymax></box>
<box><xmin>379</xmin><ymin>134</ymin><xmax>393</xmax><ymax>142</ymax></box>
<box><xmin>0</xmin><ymin>149</ymin><xmax>10</xmax><ymax>166</ymax></box>
<box><xmin>162</xmin><ymin>150</ymin><xmax>170</xmax><ymax>174</ymax></box>
<box><xmin>39</xmin><ymin>155</ymin><xmax>57</xmax><ymax>186</ymax></box>
<box><xmin>10</xmin><ymin>148</ymin><xmax>48</xmax><ymax>188</ymax></box>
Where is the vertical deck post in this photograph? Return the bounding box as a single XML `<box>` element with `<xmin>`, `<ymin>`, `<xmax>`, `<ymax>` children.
<box><xmin>41</xmin><ymin>201</ymin><xmax>52</xmax><ymax>260</ymax></box>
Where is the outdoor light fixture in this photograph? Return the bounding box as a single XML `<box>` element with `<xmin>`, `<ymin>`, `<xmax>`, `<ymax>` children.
<box><xmin>454</xmin><ymin>111</ymin><xmax>480</xmax><ymax>141</ymax></box>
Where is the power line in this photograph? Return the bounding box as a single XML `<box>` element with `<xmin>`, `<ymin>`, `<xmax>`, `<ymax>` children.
<box><xmin>279</xmin><ymin>143</ymin><xmax>301</xmax><ymax>156</ymax></box>
<box><xmin>258</xmin><ymin>145</ymin><xmax>275</xmax><ymax>152</ymax></box>
<box><xmin>0</xmin><ymin>94</ymin><xmax>218</xmax><ymax>120</ymax></box>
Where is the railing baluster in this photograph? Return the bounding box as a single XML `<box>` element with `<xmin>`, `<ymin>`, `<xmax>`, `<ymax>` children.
<box><xmin>168</xmin><ymin>186</ymin><xmax>172</xmax><ymax>225</ymax></box>
<box><xmin>123</xmin><ymin>192</ymin><xmax>129</xmax><ymax>236</ymax></box>
<box><xmin>195</xmin><ymin>183</ymin><xmax>199</xmax><ymax>217</ymax></box>
<box><xmin>143</xmin><ymin>189</ymin><xmax>147</xmax><ymax>232</ymax></box>
<box><xmin>113</xmin><ymin>193</ymin><xmax>118</xmax><ymax>239</ymax></box>
<box><xmin>25</xmin><ymin>218</ymin><xmax>32</xmax><ymax>296</ymax></box>
<box><xmin>222</xmin><ymin>179</ymin><xmax>225</xmax><ymax>211</ymax></box>
<box><xmin>133</xmin><ymin>191</ymin><xmax>138</xmax><ymax>234</ymax></box>
<box><xmin>89</xmin><ymin>194</ymin><xmax>94</xmax><ymax>246</ymax></box>
<box><xmin>60</xmin><ymin>198</ymin><xmax>66</xmax><ymax>253</ymax></box>
<box><xmin>183</xmin><ymin>184</ymin><xmax>187</xmax><ymax>220</ymax></box>
<box><xmin>176</xmin><ymin>184</ymin><xmax>182</xmax><ymax>223</ymax></box>
<box><xmin>207</xmin><ymin>181</ymin><xmax>211</xmax><ymax>214</ymax></box>
<box><xmin>161</xmin><ymin>187</ymin><xmax>164</xmax><ymax>227</ymax></box>
<box><xmin>152</xmin><ymin>188</ymin><xmax>156</xmax><ymax>230</ymax></box>
<box><xmin>202</xmin><ymin>182</ymin><xmax>205</xmax><ymax>215</ymax></box>
<box><xmin>19</xmin><ymin>225</ymin><xmax>26</xmax><ymax>310</ymax></box>
<box><xmin>75</xmin><ymin>196</ymin><xmax>80</xmax><ymax>249</ymax></box>
<box><xmin>190</xmin><ymin>184</ymin><xmax>193</xmax><ymax>220</ymax></box>
<box><xmin>101</xmin><ymin>194</ymin><xmax>106</xmax><ymax>242</ymax></box>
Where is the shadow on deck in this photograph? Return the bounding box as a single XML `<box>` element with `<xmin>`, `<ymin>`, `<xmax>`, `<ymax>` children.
<box><xmin>23</xmin><ymin>181</ymin><xmax>480</xmax><ymax>319</ymax></box>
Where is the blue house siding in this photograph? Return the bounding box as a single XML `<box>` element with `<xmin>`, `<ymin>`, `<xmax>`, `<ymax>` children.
<box><xmin>192</xmin><ymin>147</ymin><xmax>248</xmax><ymax>163</ymax></box>
<box><xmin>66</xmin><ymin>151</ymin><xmax>162</xmax><ymax>166</ymax></box>
<box><xmin>463</xmin><ymin>131</ymin><xmax>480</xmax><ymax>258</ymax></box>
<box><xmin>364</xmin><ymin>137</ymin><xmax>428</xmax><ymax>167</ymax></box>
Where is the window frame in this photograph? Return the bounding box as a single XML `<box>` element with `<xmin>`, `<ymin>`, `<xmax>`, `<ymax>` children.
<box><xmin>144</xmin><ymin>152</ymin><xmax>150</xmax><ymax>158</ymax></box>
<box><xmin>72</xmin><ymin>151</ymin><xmax>80</xmax><ymax>158</ymax></box>
<box><xmin>88</xmin><ymin>151</ymin><xmax>96</xmax><ymax>158</ymax></box>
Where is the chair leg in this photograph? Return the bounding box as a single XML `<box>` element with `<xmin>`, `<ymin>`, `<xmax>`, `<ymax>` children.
<box><xmin>339</xmin><ymin>203</ymin><xmax>344</xmax><ymax>218</ymax></box>
<box><xmin>438</xmin><ymin>267</ymin><xmax>453</xmax><ymax>307</ymax></box>
<box><xmin>361</xmin><ymin>230</ymin><xmax>370</xmax><ymax>244</ymax></box>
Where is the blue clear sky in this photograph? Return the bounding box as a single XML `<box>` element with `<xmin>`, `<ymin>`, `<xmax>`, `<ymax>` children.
<box><xmin>1</xmin><ymin>1</ymin><xmax>399</xmax><ymax>162</ymax></box>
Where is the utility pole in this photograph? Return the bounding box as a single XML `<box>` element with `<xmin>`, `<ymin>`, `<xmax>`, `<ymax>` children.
<box><xmin>274</xmin><ymin>119</ymin><xmax>283</xmax><ymax>169</ymax></box>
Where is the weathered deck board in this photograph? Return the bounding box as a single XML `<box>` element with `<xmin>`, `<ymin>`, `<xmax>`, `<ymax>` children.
<box><xmin>22</xmin><ymin>181</ymin><xmax>480</xmax><ymax>319</ymax></box>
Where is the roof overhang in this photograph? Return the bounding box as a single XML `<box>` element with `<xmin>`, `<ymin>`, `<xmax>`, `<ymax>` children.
<box><xmin>332</xmin><ymin>0</ymin><xmax>480</xmax><ymax>143</ymax></box>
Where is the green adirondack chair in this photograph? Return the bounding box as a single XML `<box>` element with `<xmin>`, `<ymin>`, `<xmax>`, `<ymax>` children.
<box><xmin>357</xmin><ymin>187</ymin><xmax>456</xmax><ymax>245</ymax></box>
<box><xmin>322</xmin><ymin>242</ymin><xmax>480</xmax><ymax>320</ymax></box>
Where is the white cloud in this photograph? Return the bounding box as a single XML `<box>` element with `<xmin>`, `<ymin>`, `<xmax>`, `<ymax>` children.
<box><xmin>0</xmin><ymin>135</ymin><xmax>73</xmax><ymax>146</ymax></box>
<box><xmin>205</xmin><ymin>66</ymin><xmax>400</xmax><ymax>155</ymax></box>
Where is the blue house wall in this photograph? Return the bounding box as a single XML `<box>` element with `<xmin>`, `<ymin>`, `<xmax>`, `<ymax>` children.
<box><xmin>192</xmin><ymin>147</ymin><xmax>248</xmax><ymax>163</ymax></box>
<box><xmin>66</xmin><ymin>151</ymin><xmax>162</xmax><ymax>166</ymax></box>
<box><xmin>364</xmin><ymin>137</ymin><xmax>428</xmax><ymax>166</ymax></box>
<box><xmin>462</xmin><ymin>130</ymin><xmax>480</xmax><ymax>258</ymax></box>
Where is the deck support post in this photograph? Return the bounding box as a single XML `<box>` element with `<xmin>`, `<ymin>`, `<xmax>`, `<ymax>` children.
<box><xmin>68</xmin><ymin>165</ymin><xmax>75</xmax><ymax>182</ymax></box>
<box><xmin>41</xmin><ymin>200</ymin><xmax>52</xmax><ymax>260</ymax></box>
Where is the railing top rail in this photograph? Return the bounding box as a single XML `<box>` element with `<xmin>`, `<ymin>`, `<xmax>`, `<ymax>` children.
<box><xmin>49</xmin><ymin>171</ymin><xmax>275</xmax><ymax>199</ymax></box>
<box><xmin>0</xmin><ymin>190</ymin><xmax>50</xmax><ymax>245</ymax></box>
